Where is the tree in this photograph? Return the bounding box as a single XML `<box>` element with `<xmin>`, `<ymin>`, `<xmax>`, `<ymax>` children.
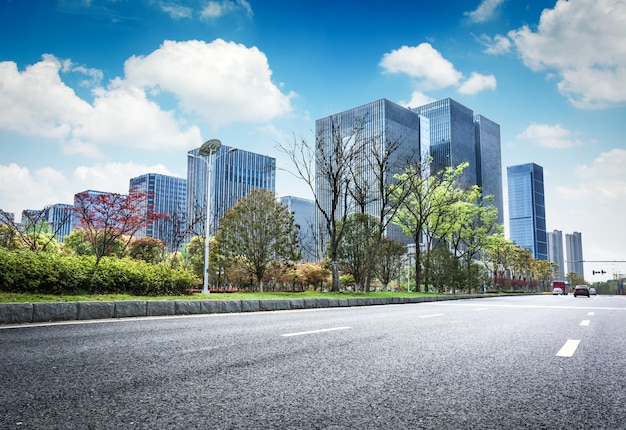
<box><xmin>277</xmin><ymin>116</ymin><xmax>365</xmax><ymax>291</ymax></box>
<box><xmin>336</xmin><ymin>213</ymin><xmax>379</xmax><ymax>290</ymax></box>
<box><xmin>391</xmin><ymin>162</ymin><xmax>467</xmax><ymax>292</ymax></box>
<box><xmin>374</xmin><ymin>237</ymin><xmax>406</xmax><ymax>291</ymax></box>
<box><xmin>128</xmin><ymin>237</ymin><xmax>165</xmax><ymax>264</ymax></box>
<box><xmin>0</xmin><ymin>206</ymin><xmax>70</xmax><ymax>253</ymax></box>
<box><xmin>73</xmin><ymin>190</ymin><xmax>166</xmax><ymax>266</ymax></box>
<box><xmin>216</xmin><ymin>189</ymin><xmax>300</xmax><ymax>292</ymax></box>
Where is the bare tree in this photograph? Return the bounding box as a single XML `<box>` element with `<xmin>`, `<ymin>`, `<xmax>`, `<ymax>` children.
<box><xmin>277</xmin><ymin>116</ymin><xmax>365</xmax><ymax>291</ymax></box>
<box><xmin>0</xmin><ymin>206</ymin><xmax>72</xmax><ymax>253</ymax></box>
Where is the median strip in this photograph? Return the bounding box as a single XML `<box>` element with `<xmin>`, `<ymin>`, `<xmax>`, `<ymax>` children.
<box><xmin>556</xmin><ymin>339</ymin><xmax>580</xmax><ymax>357</ymax></box>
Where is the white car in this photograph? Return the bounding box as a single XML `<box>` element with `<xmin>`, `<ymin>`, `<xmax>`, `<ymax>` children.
<box><xmin>589</xmin><ymin>287</ymin><xmax>597</xmax><ymax>295</ymax></box>
<box><xmin>552</xmin><ymin>287</ymin><xmax>564</xmax><ymax>295</ymax></box>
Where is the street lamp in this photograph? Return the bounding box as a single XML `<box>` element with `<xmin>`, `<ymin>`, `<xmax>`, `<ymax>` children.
<box><xmin>189</xmin><ymin>140</ymin><xmax>237</xmax><ymax>294</ymax></box>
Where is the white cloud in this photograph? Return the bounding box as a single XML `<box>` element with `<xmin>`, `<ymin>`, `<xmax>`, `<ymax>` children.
<box><xmin>160</xmin><ymin>3</ymin><xmax>193</xmax><ymax>19</ymax></box>
<box><xmin>200</xmin><ymin>0</ymin><xmax>253</xmax><ymax>19</ymax></box>
<box><xmin>458</xmin><ymin>72</ymin><xmax>496</xmax><ymax>95</ymax></box>
<box><xmin>0</xmin><ymin>161</ymin><xmax>175</xmax><ymax>215</ymax></box>
<box><xmin>464</xmin><ymin>0</ymin><xmax>505</xmax><ymax>23</ymax></box>
<box><xmin>479</xmin><ymin>34</ymin><xmax>512</xmax><ymax>55</ymax></box>
<box><xmin>380</xmin><ymin>43</ymin><xmax>463</xmax><ymax>90</ymax></box>
<box><xmin>517</xmin><ymin>123</ymin><xmax>583</xmax><ymax>149</ymax></box>
<box><xmin>380</xmin><ymin>43</ymin><xmax>497</xmax><ymax>98</ymax></box>
<box><xmin>508</xmin><ymin>0</ymin><xmax>626</xmax><ymax>109</ymax></box>
<box><xmin>124</xmin><ymin>39</ymin><xmax>294</xmax><ymax>127</ymax></box>
<box><xmin>400</xmin><ymin>91</ymin><xmax>436</xmax><ymax>109</ymax></box>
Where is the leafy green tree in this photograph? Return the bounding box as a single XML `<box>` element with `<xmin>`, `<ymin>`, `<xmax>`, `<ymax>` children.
<box><xmin>128</xmin><ymin>237</ymin><xmax>165</xmax><ymax>264</ymax></box>
<box><xmin>336</xmin><ymin>213</ymin><xmax>379</xmax><ymax>290</ymax></box>
<box><xmin>391</xmin><ymin>162</ymin><xmax>467</xmax><ymax>292</ymax></box>
<box><xmin>374</xmin><ymin>237</ymin><xmax>405</xmax><ymax>291</ymax></box>
<box><xmin>216</xmin><ymin>189</ymin><xmax>300</xmax><ymax>292</ymax></box>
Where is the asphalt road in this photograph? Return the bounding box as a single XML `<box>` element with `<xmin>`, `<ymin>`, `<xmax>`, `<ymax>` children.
<box><xmin>1</xmin><ymin>295</ymin><xmax>625</xmax><ymax>429</ymax></box>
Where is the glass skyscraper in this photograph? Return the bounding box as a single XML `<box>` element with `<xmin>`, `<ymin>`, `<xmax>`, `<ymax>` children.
<box><xmin>566</xmin><ymin>231</ymin><xmax>584</xmax><ymax>278</ymax></box>
<box><xmin>129</xmin><ymin>173</ymin><xmax>187</xmax><ymax>250</ymax></box>
<box><xmin>280</xmin><ymin>196</ymin><xmax>316</xmax><ymax>262</ymax></box>
<box><xmin>507</xmin><ymin>163</ymin><xmax>548</xmax><ymax>260</ymax></box>
<box><xmin>315</xmin><ymin>98</ymin><xmax>430</xmax><ymax>246</ymax></box>
<box><xmin>411</xmin><ymin>98</ymin><xmax>503</xmax><ymax>223</ymax></box>
<box><xmin>186</xmin><ymin>145</ymin><xmax>276</xmax><ymax>237</ymax></box>
<box><xmin>45</xmin><ymin>203</ymin><xmax>73</xmax><ymax>243</ymax></box>
<box><xmin>548</xmin><ymin>229</ymin><xmax>565</xmax><ymax>279</ymax></box>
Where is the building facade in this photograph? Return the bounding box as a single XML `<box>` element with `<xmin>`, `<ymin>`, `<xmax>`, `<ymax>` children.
<box><xmin>566</xmin><ymin>231</ymin><xmax>584</xmax><ymax>278</ymax></box>
<box><xmin>411</xmin><ymin>98</ymin><xmax>504</xmax><ymax>223</ymax></box>
<box><xmin>280</xmin><ymin>196</ymin><xmax>316</xmax><ymax>262</ymax></box>
<box><xmin>186</xmin><ymin>145</ymin><xmax>276</xmax><ymax>238</ymax></box>
<box><xmin>45</xmin><ymin>203</ymin><xmax>73</xmax><ymax>242</ymax></box>
<box><xmin>507</xmin><ymin>163</ymin><xmax>548</xmax><ymax>260</ymax></box>
<box><xmin>129</xmin><ymin>173</ymin><xmax>187</xmax><ymax>250</ymax></box>
<box><xmin>547</xmin><ymin>229</ymin><xmax>565</xmax><ymax>279</ymax></box>
<box><xmin>315</xmin><ymin>98</ymin><xmax>430</xmax><ymax>247</ymax></box>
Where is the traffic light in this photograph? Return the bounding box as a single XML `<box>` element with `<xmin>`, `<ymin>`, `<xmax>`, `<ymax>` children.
<box><xmin>592</xmin><ymin>270</ymin><xmax>606</xmax><ymax>275</ymax></box>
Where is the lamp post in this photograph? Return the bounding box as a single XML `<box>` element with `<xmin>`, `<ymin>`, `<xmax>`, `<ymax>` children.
<box><xmin>190</xmin><ymin>140</ymin><xmax>237</xmax><ymax>294</ymax></box>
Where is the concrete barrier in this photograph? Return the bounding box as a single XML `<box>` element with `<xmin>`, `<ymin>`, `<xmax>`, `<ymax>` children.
<box><xmin>0</xmin><ymin>294</ymin><xmax>509</xmax><ymax>325</ymax></box>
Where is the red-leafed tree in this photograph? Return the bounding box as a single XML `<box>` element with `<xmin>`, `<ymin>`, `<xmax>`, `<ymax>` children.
<box><xmin>73</xmin><ymin>190</ymin><xmax>167</xmax><ymax>266</ymax></box>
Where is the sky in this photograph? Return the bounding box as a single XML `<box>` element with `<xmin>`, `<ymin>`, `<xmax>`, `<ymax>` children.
<box><xmin>0</xmin><ymin>0</ymin><xmax>625</xmax><ymax>282</ymax></box>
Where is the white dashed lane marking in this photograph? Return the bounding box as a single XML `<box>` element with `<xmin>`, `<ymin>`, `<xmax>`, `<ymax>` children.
<box><xmin>556</xmin><ymin>339</ymin><xmax>581</xmax><ymax>357</ymax></box>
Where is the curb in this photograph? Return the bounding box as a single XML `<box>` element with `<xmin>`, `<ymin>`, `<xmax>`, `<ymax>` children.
<box><xmin>0</xmin><ymin>294</ymin><xmax>496</xmax><ymax>325</ymax></box>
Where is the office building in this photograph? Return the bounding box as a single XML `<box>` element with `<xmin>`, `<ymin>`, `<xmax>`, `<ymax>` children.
<box><xmin>187</xmin><ymin>145</ymin><xmax>276</xmax><ymax>237</ymax></box>
<box><xmin>507</xmin><ymin>163</ymin><xmax>548</xmax><ymax>260</ymax></box>
<box><xmin>411</xmin><ymin>98</ymin><xmax>504</xmax><ymax>223</ymax></box>
<box><xmin>315</xmin><ymin>98</ymin><xmax>430</xmax><ymax>246</ymax></box>
<box><xmin>566</xmin><ymin>231</ymin><xmax>584</xmax><ymax>278</ymax></box>
<box><xmin>44</xmin><ymin>203</ymin><xmax>73</xmax><ymax>242</ymax></box>
<box><xmin>280</xmin><ymin>196</ymin><xmax>316</xmax><ymax>262</ymax></box>
<box><xmin>547</xmin><ymin>229</ymin><xmax>565</xmax><ymax>279</ymax></box>
<box><xmin>129</xmin><ymin>173</ymin><xmax>187</xmax><ymax>251</ymax></box>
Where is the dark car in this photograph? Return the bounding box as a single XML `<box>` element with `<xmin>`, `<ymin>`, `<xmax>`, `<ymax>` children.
<box><xmin>574</xmin><ymin>285</ymin><xmax>590</xmax><ymax>297</ymax></box>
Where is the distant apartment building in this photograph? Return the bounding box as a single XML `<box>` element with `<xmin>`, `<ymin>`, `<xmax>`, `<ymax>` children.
<box><xmin>547</xmin><ymin>229</ymin><xmax>565</xmax><ymax>279</ymax></box>
<box><xmin>411</xmin><ymin>98</ymin><xmax>504</xmax><ymax>224</ymax></box>
<box><xmin>186</xmin><ymin>145</ymin><xmax>276</xmax><ymax>238</ymax></box>
<box><xmin>566</xmin><ymin>231</ymin><xmax>584</xmax><ymax>278</ymax></box>
<box><xmin>507</xmin><ymin>163</ymin><xmax>548</xmax><ymax>260</ymax></box>
<box><xmin>280</xmin><ymin>196</ymin><xmax>316</xmax><ymax>262</ymax></box>
<box><xmin>129</xmin><ymin>173</ymin><xmax>187</xmax><ymax>251</ymax></box>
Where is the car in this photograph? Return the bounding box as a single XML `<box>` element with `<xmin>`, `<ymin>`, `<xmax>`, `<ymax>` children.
<box><xmin>552</xmin><ymin>287</ymin><xmax>564</xmax><ymax>295</ymax></box>
<box><xmin>589</xmin><ymin>287</ymin><xmax>597</xmax><ymax>295</ymax></box>
<box><xmin>574</xmin><ymin>285</ymin><xmax>590</xmax><ymax>297</ymax></box>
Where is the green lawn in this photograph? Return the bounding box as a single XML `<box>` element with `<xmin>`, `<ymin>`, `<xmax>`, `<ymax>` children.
<box><xmin>0</xmin><ymin>290</ymin><xmax>436</xmax><ymax>304</ymax></box>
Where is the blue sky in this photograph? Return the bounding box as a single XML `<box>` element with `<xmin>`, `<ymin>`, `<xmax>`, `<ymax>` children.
<box><xmin>1</xmin><ymin>0</ymin><xmax>625</xmax><ymax>281</ymax></box>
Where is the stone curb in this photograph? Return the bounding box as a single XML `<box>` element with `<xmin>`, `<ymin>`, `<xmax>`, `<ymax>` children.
<box><xmin>0</xmin><ymin>294</ymin><xmax>498</xmax><ymax>325</ymax></box>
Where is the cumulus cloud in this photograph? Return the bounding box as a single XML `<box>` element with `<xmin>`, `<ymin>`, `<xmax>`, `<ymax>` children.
<box><xmin>160</xmin><ymin>3</ymin><xmax>193</xmax><ymax>19</ymax></box>
<box><xmin>508</xmin><ymin>0</ymin><xmax>626</xmax><ymax>109</ymax></box>
<box><xmin>380</xmin><ymin>43</ymin><xmax>463</xmax><ymax>90</ymax></box>
<box><xmin>380</xmin><ymin>43</ymin><xmax>497</xmax><ymax>98</ymax></box>
<box><xmin>458</xmin><ymin>72</ymin><xmax>496</xmax><ymax>95</ymax></box>
<box><xmin>0</xmin><ymin>161</ymin><xmax>174</xmax><ymax>215</ymax></box>
<box><xmin>0</xmin><ymin>39</ymin><xmax>293</xmax><ymax>156</ymax></box>
<box><xmin>124</xmin><ymin>39</ymin><xmax>294</xmax><ymax>127</ymax></box>
<box><xmin>465</xmin><ymin>0</ymin><xmax>505</xmax><ymax>23</ymax></box>
<box><xmin>401</xmin><ymin>91</ymin><xmax>436</xmax><ymax>109</ymax></box>
<box><xmin>517</xmin><ymin>123</ymin><xmax>583</xmax><ymax>149</ymax></box>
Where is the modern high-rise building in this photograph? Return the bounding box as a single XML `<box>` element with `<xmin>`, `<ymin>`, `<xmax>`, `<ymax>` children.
<box><xmin>507</xmin><ymin>163</ymin><xmax>548</xmax><ymax>260</ymax></box>
<box><xmin>186</xmin><ymin>145</ymin><xmax>276</xmax><ymax>237</ymax></box>
<box><xmin>280</xmin><ymin>196</ymin><xmax>316</xmax><ymax>262</ymax></box>
<box><xmin>411</xmin><ymin>98</ymin><xmax>504</xmax><ymax>223</ymax></box>
<box><xmin>44</xmin><ymin>203</ymin><xmax>73</xmax><ymax>242</ymax></box>
<box><xmin>315</xmin><ymin>98</ymin><xmax>430</xmax><ymax>246</ymax></box>
<box><xmin>129</xmin><ymin>173</ymin><xmax>187</xmax><ymax>250</ymax></box>
<box><xmin>547</xmin><ymin>229</ymin><xmax>565</xmax><ymax>279</ymax></box>
<box><xmin>566</xmin><ymin>231</ymin><xmax>584</xmax><ymax>278</ymax></box>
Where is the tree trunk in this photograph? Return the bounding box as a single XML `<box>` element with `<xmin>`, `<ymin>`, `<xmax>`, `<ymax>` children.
<box><xmin>331</xmin><ymin>260</ymin><xmax>340</xmax><ymax>292</ymax></box>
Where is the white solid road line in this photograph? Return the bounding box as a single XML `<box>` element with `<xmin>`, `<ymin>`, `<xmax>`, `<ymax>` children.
<box><xmin>556</xmin><ymin>339</ymin><xmax>581</xmax><ymax>357</ymax></box>
<box><xmin>580</xmin><ymin>320</ymin><xmax>591</xmax><ymax>326</ymax></box>
<box><xmin>281</xmin><ymin>326</ymin><xmax>351</xmax><ymax>337</ymax></box>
